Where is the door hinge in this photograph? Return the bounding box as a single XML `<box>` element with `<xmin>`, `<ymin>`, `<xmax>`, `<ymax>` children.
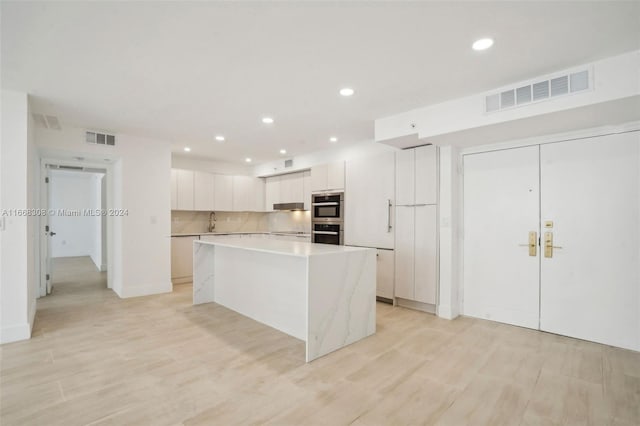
<box><xmin>45</xmin><ymin>225</ymin><xmax>49</xmax><ymax>232</ymax></box>
<box><xmin>46</xmin><ymin>274</ymin><xmax>50</xmax><ymax>281</ymax></box>
<box><xmin>45</xmin><ymin>177</ymin><xmax>49</xmax><ymax>183</ymax></box>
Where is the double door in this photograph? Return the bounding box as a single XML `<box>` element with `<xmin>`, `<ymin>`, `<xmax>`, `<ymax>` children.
<box><xmin>463</xmin><ymin>132</ymin><xmax>639</xmax><ymax>350</ymax></box>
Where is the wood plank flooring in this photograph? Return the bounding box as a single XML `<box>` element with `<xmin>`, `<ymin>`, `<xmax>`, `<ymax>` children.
<box><xmin>1</xmin><ymin>256</ymin><xmax>638</xmax><ymax>425</ymax></box>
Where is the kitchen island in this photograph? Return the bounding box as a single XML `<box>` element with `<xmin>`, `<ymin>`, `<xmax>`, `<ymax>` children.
<box><xmin>193</xmin><ymin>237</ymin><xmax>376</xmax><ymax>362</ymax></box>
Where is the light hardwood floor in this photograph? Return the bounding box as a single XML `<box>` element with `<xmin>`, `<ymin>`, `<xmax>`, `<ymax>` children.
<box><xmin>1</xmin><ymin>256</ymin><xmax>638</xmax><ymax>425</ymax></box>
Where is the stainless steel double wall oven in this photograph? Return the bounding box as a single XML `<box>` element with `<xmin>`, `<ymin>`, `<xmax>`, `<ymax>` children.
<box><xmin>311</xmin><ymin>192</ymin><xmax>344</xmax><ymax>245</ymax></box>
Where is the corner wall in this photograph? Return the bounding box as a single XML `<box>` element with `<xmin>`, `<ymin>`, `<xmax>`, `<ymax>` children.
<box><xmin>0</xmin><ymin>90</ymin><xmax>38</xmax><ymax>344</ymax></box>
<box><xmin>37</xmin><ymin>125</ymin><xmax>172</xmax><ymax>299</ymax></box>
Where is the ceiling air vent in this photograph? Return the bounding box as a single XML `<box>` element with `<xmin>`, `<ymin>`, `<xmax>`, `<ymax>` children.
<box><xmin>32</xmin><ymin>113</ymin><xmax>62</xmax><ymax>130</ymax></box>
<box><xmin>86</xmin><ymin>131</ymin><xmax>116</xmax><ymax>146</ymax></box>
<box><xmin>485</xmin><ymin>68</ymin><xmax>591</xmax><ymax>113</ymax></box>
<box><xmin>284</xmin><ymin>159</ymin><xmax>293</xmax><ymax>168</ymax></box>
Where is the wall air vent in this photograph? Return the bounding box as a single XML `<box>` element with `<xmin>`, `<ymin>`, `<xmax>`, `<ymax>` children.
<box><xmin>86</xmin><ymin>131</ymin><xmax>116</xmax><ymax>146</ymax></box>
<box><xmin>485</xmin><ymin>68</ymin><xmax>591</xmax><ymax>113</ymax></box>
<box><xmin>32</xmin><ymin>113</ymin><xmax>62</xmax><ymax>130</ymax></box>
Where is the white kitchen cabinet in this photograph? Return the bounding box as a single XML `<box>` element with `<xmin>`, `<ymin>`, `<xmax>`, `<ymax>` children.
<box><xmin>376</xmin><ymin>249</ymin><xmax>395</xmax><ymax>300</ymax></box>
<box><xmin>175</xmin><ymin>169</ymin><xmax>195</xmax><ymax>210</ymax></box>
<box><xmin>303</xmin><ymin>171</ymin><xmax>311</xmax><ymax>210</ymax></box>
<box><xmin>395</xmin><ymin>204</ymin><xmax>438</xmax><ymax>305</ymax></box>
<box><xmin>232</xmin><ymin>175</ymin><xmax>251</xmax><ymax>211</ymax></box>
<box><xmin>171</xmin><ymin>236</ymin><xmax>199</xmax><ymax>284</ymax></box>
<box><xmin>394</xmin><ymin>144</ymin><xmax>438</xmax><ymax>308</ymax></box>
<box><xmin>214</xmin><ymin>174</ymin><xmax>233</xmax><ymax>211</ymax></box>
<box><xmin>396</xmin><ymin>145</ymin><xmax>437</xmax><ymax>206</ymax></box>
<box><xmin>233</xmin><ymin>176</ymin><xmax>265</xmax><ymax>211</ymax></box>
<box><xmin>279</xmin><ymin>172</ymin><xmax>304</xmax><ymax>203</ymax></box>
<box><xmin>265</xmin><ymin>176</ymin><xmax>279</xmax><ymax>211</ymax></box>
<box><xmin>345</xmin><ymin>151</ymin><xmax>395</xmax><ymax>249</ymax></box>
<box><xmin>252</xmin><ymin>178</ymin><xmax>265</xmax><ymax>212</ymax></box>
<box><xmin>170</xmin><ymin>169</ymin><xmax>178</xmax><ymax>210</ymax></box>
<box><xmin>194</xmin><ymin>171</ymin><xmax>215</xmax><ymax>211</ymax></box>
<box><xmin>311</xmin><ymin>161</ymin><xmax>344</xmax><ymax>192</ymax></box>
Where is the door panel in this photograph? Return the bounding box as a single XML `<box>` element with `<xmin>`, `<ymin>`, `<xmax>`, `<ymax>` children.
<box><xmin>395</xmin><ymin>149</ymin><xmax>415</xmax><ymax>206</ymax></box>
<box><xmin>414</xmin><ymin>205</ymin><xmax>438</xmax><ymax>304</ymax></box>
<box><xmin>345</xmin><ymin>152</ymin><xmax>395</xmax><ymax>249</ymax></box>
<box><xmin>394</xmin><ymin>205</ymin><xmax>415</xmax><ymax>300</ymax></box>
<box><xmin>540</xmin><ymin>132</ymin><xmax>640</xmax><ymax>350</ymax></box>
<box><xmin>415</xmin><ymin>145</ymin><xmax>437</xmax><ymax>205</ymax></box>
<box><xmin>463</xmin><ymin>146</ymin><xmax>540</xmax><ymax>329</ymax></box>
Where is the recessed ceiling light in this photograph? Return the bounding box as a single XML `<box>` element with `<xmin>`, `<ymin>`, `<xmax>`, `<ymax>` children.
<box><xmin>262</xmin><ymin>117</ymin><xmax>274</xmax><ymax>124</ymax></box>
<box><xmin>215</xmin><ymin>135</ymin><xmax>225</xmax><ymax>142</ymax></box>
<box><xmin>245</xmin><ymin>157</ymin><xmax>252</xmax><ymax>163</ymax></box>
<box><xmin>329</xmin><ymin>137</ymin><xmax>338</xmax><ymax>143</ymax></box>
<box><xmin>184</xmin><ymin>147</ymin><xmax>191</xmax><ymax>152</ymax></box>
<box><xmin>472</xmin><ymin>38</ymin><xmax>494</xmax><ymax>51</ymax></box>
<box><xmin>279</xmin><ymin>149</ymin><xmax>287</xmax><ymax>155</ymax></box>
<box><xmin>339</xmin><ymin>88</ymin><xmax>355</xmax><ymax>97</ymax></box>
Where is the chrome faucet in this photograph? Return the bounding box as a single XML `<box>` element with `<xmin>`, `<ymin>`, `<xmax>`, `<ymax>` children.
<box><xmin>208</xmin><ymin>211</ymin><xmax>216</xmax><ymax>232</ymax></box>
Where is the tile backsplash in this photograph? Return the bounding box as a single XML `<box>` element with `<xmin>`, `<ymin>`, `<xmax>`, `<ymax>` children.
<box><xmin>171</xmin><ymin>210</ymin><xmax>311</xmax><ymax>234</ymax></box>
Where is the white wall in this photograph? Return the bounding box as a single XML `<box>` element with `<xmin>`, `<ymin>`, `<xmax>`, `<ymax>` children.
<box><xmin>49</xmin><ymin>170</ymin><xmax>103</xmax><ymax>270</ymax></box>
<box><xmin>172</xmin><ymin>155</ymin><xmax>251</xmax><ymax>175</ymax></box>
<box><xmin>0</xmin><ymin>90</ymin><xmax>38</xmax><ymax>344</ymax></box>
<box><xmin>253</xmin><ymin>139</ymin><xmax>397</xmax><ymax>177</ymax></box>
<box><xmin>376</xmin><ymin>50</ymin><xmax>640</xmax><ymax>145</ymax></box>
<box><xmin>37</xmin><ymin>124</ymin><xmax>172</xmax><ymax>298</ymax></box>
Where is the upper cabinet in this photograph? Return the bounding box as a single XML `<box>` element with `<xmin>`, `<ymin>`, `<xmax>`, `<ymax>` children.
<box><xmin>172</xmin><ymin>169</ymin><xmax>195</xmax><ymax>210</ymax></box>
<box><xmin>279</xmin><ymin>172</ymin><xmax>304</xmax><ymax>203</ymax></box>
<box><xmin>214</xmin><ymin>175</ymin><xmax>233</xmax><ymax>211</ymax></box>
<box><xmin>194</xmin><ymin>171</ymin><xmax>215</xmax><ymax>211</ymax></box>
<box><xmin>311</xmin><ymin>161</ymin><xmax>344</xmax><ymax>192</ymax></box>
<box><xmin>264</xmin><ymin>172</ymin><xmax>306</xmax><ymax>210</ymax></box>
<box><xmin>396</xmin><ymin>145</ymin><xmax>437</xmax><ymax>206</ymax></box>
<box><xmin>233</xmin><ymin>176</ymin><xmax>265</xmax><ymax>212</ymax></box>
<box><xmin>172</xmin><ymin>169</ymin><xmax>265</xmax><ymax>212</ymax></box>
<box><xmin>345</xmin><ymin>152</ymin><xmax>395</xmax><ymax>249</ymax></box>
<box><xmin>303</xmin><ymin>171</ymin><xmax>311</xmax><ymax>211</ymax></box>
<box><xmin>265</xmin><ymin>176</ymin><xmax>279</xmax><ymax>212</ymax></box>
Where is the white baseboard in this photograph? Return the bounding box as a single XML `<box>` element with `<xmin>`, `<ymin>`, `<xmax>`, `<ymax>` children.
<box><xmin>0</xmin><ymin>323</ymin><xmax>31</xmax><ymax>344</ymax></box>
<box><xmin>28</xmin><ymin>299</ymin><xmax>37</xmax><ymax>331</ymax></box>
<box><xmin>396</xmin><ymin>298</ymin><xmax>436</xmax><ymax>314</ymax></box>
<box><xmin>115</xmin><ymin>281</ymin><xmax>173</xmax><ymax>299</ymax></box>
<box><xmin>436</xmin><ymin>304</ymin><xmax>459</xmax><ymax>320</ymax></box>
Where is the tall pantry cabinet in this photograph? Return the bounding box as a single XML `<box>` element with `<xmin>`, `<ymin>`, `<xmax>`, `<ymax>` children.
<box><xmin>395</xmin><ymin>145</ymin><xmax>438</xmax><ymax>309</ymax></box>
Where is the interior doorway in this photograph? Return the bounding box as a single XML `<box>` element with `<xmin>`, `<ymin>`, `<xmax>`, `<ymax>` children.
<box><xmin>462</xmin><ymin>130</ymin><xmax>640</xmax><ymax>351</ymax></box>
<box><xmin>41</xmin><ymin>164</ymin><xmax>109</xmax><ymax>296</ymax></box>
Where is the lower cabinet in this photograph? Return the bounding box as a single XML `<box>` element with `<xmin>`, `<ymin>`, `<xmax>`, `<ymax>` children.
<box><xmin>395</xmin><ymin>204</ymin><xmax>437</xmax><ymax>306</ymax></box>
<box><xmin>171</xmin><ymin>236</ymin><xmax>200</xmax><ymax>284</ymax></box>
<box><xmin>376</xmin><ymin>249</ymin><xmax>394</xmax><ymax>300</ymax></box>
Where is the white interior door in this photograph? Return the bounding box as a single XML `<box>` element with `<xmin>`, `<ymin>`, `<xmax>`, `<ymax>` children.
<box><xmin>44</xmin><ymin>167</ymin><xmax>54</xmax><ymax>294</ymax></box>
<box><xmin>540</xmin><ymin>132</ymin><xmax>640</xmax><ymax>351</ymax></box>
<box><xmin>463</xmin><ymin>146</ymin><xmax>540</xmax><ymax>329</ymax></box>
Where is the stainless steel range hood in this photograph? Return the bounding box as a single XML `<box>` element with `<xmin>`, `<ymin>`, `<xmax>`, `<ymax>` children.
<box><xmin>273</xmin><ymin>202</ymin><xmax>305</xmax><ymax>211</ymax></box>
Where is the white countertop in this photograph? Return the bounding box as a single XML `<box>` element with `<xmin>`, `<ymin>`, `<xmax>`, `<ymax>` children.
<box><xmin>172</xmin><ymin>232</ymin><xmax>310</xmax><ymax>238</ymax></box>
<box><xmin>195</xmin><ymin>237</ymin><xmax>372</xmax><ymax>257</ymax></box>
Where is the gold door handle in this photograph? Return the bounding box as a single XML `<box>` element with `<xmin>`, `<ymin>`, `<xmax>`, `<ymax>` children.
<box><xmin>544</xmin><ymin>232</ymin><xmax>562</xmax><ymax>258</ymax></box>
<box><xmin>518</xmin><ymin>231</ymin><xmax>537</xmax><ymax>256</ymax></box>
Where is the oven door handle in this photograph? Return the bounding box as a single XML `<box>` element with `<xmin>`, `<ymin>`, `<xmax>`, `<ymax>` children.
<box><xmin>312</xmin><ymin>231</ymin><xmax>339</xmax><ymax>235</ymax></box>
<box><xmin>312</xmin><ymin>202</ymin><xmax>339</xmax><ymax>206</ymax></box>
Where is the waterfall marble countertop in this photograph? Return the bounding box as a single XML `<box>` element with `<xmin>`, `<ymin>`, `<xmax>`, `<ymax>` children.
<box><xmin>193</xmin><ymin>237</ymin><xmax>376</xmax><ymax>361</ymax></box>
<box><xmin>195</xmin><ymin>237</ymin><xmax>371</xmax><ymax>257</ymax></box>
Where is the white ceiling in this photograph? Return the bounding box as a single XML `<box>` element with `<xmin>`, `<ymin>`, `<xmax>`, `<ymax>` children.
<box><xmin>2</xmin><ymin>1</ymin><xmax>639</xmax><ymax>165</ymax></box>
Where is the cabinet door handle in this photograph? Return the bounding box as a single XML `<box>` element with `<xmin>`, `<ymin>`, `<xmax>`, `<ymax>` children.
<box><xmin>387</xmin><ymin>199</ymin><xmax>393</xmax><ymax>232</ymax></box>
